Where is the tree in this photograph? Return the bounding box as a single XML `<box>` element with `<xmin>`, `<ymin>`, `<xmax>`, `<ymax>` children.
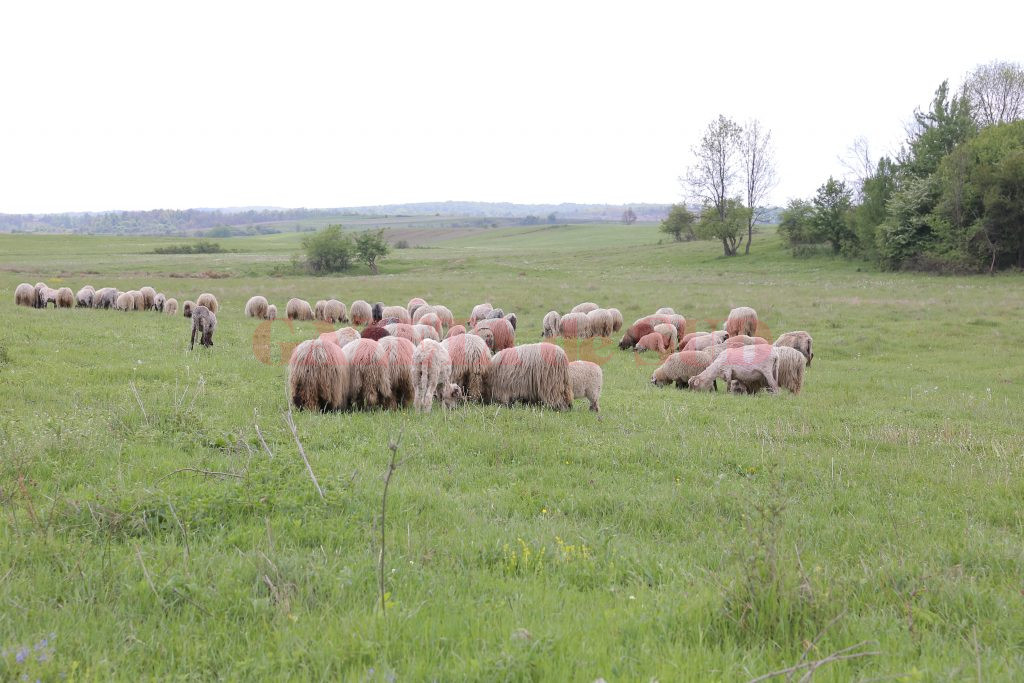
<box><xmin>354</xmin><ymin>229</ymin><xmax>390</xmax><ymax>275</ymax></box>
<box><xmin>963</xmin><ymin>60</ymin><xmax>1024</xmax><ymax>128</ymax></box>
<box><xmin>979</xmin><ymin>150</ymin><xmax>1024</xmax><ymax>271</ymax></box>
<box><xmin>622</xmin><ymin>207</ymin><xmax>637</xmax><ymax>225</ymax></box>
<box><xmin>777</xmin><ymin>199</ymin><xmax>816</xmax><ymax>248</ymax></box>
<box><xmin>685</xmin><ymin>115</ymin><xmax>743</xmax><ymax>221</ymax></box>
<box><xmin>838</xmin><ymin>136</ymin><xmax>875</xmax><ymax>202</ymax></box>
<box><xmin>739</xmin><ymin>119</ymin><xmax>777</xmax><ymax>253</ymax></box>
<box><xmin>902</xmin><ymin>80</ymin><xmax>976</xmax><ymax>178</ymax></box>
<box><xmin>695</xmin><ymin>199</ymin><xmax>750</xmax><ymax>256</ymax></box>
<box><xmin>659</xmin><ymin>204</ymin><xmax>695</xmax><ymax>242</ymax></box>
<box><xmin>302</xmin><ymin>225</ymin><xmax>354</xmax><ymax>273</ymax></box>
<box><xmin>812</xmin><ymin>177</ymin><xmax>855</xmax><ymax>253</ymax></box>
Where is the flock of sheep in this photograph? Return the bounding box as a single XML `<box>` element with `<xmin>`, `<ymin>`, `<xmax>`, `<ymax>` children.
<box><xmin>14</xmin><ymin>282</ymin><xmax>814</xmax><ymax>412</ymax></box>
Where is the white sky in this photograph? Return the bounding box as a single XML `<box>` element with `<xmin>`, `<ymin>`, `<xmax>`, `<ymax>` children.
<box><xmin>0</xmin><ymin>0</ymin><xmax>1021</xmax><ymax>214</ymax></box>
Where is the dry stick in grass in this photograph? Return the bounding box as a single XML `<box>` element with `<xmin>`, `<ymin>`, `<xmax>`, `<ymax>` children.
<box><xmin>747</xmin><ymin>640</ymin><xmax>881</xmax><ymax>683</ymax></box>
<box><xmin>284</xmin><ymin>406</ymin><xmax>324</xmax><ymax>500</ymax></box>
<box><xmin>254</xmin><ymin>411</ymin><xmax>274</xmax><ymax>459</ymax></box>
<box><xmin>379</xmin><ymin>427</ymin><xmax>405</xmax><ymax>614</ymax></box>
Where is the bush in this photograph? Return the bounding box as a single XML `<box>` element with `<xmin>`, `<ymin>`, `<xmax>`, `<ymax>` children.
<box><xmin>153</xmin><ymin>240</ymin><xmax>224</xmax><ymax>254</ymax></box>
<box><xmin>395</xmin><ymin>239</ymin><xmax>410</xmax><ymax>249</ymax></box>
<box><xmin>301</xmin><ymin>226</ymin><xmax>354</xmax><ymax>273</ymax></box>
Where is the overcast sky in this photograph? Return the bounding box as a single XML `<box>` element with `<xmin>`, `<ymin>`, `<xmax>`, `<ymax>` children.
<box><xmin>0</xmin><ymin>1</ymin><xmax>1020</xmax><ymax>214</ymax></box>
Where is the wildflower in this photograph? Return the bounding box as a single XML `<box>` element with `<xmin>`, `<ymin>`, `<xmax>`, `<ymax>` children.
<box><xmin>16</xmin><ymin>647</ymin><xmax>29</xmax><ymax>664</ymax></box>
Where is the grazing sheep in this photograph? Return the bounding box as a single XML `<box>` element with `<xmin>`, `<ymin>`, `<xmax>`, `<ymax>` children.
<box><xmin>75</xmin><ymin>285</ymin><xmax>95</xmax><ymax>308</ymax></box>
<box><xmin>484</xmin><ymin>308</ymin><xmax>505</xmax><ymax>320</ymax></box>
<box><xmin>412</xmin><ymin>304</ymin><xmax>438</xmax><ymax>323</ymax></box>
<box><xmin>618</xmin><ymin>320</ymin><xmax>655</xmax><ymax>350</ymax></box>
<box><xmin>473</xmin><ymin>326</ymin><xmax>495</xmax><ymax>351</ymax></box>
<box><xmin>361</xmin><ymin>325</ymin><xmax>391</xmax><ymax>341</ymax></box>
<box><xmin>341</xmin><ymin>338</ymin><xmax>387</xmax><ymax>410</ymax></box>
<box><xmin>418</xmin><ymin>312</ymin><xmax>442</xmax><ymax>335</ymax></box>
<box><xmin>288</xmin><ymin>338</ymin><xmax>350</xmax><ymax>412</ymax></box>
<box><xmin>407</xmin><ymin>297</ymin><xmax>427</xmax><ymax>315</ymax></box>
<box><xmin>774</xmin><ymin>346</ymin><xmax>807</xmax><ymax>394</ymax></box>
<box><xmin>774</xmin><ymin>331</ymin><xmax>813</xmax><ymax>367</ymax></box>
<box><xmin>32</xmin><ymin>282</ymin><xmax>48</xmax><ymax>308</ymax></box>
<box><xmin>571</xmin><ymin>302</ymin><xmax>599</xmax><ymax>314</ymax></box>
<box><xmin>635</xmin><ymin>332</ymin><xmax>668</xmax><ymax>354</ymax></box>
<box><xmin>35</xmin><ymin>285</ymin><xmax>58</xmax><ymax>308</ymax></box>
<box><xmin>442</xmin><ymin>332</ymin><xmax>492</xmax><ymax>401</ymax></box>
<box><xmin>725</xmin><ymin>306</ymin><xmax>759</xmax><ymax>338</ymax></box>
<box><xmin>324</xmin><ymin>299</ymin><xmax>347</xmax><ymax>323</ymax></box>
<box><xmin>559</xmin><ymin>312</ymin><xmax>591</xmax><ymax>339</ymax></box>
<box><xmin>93</xmin><ymin>287</ymin><xmax>117</xmax><ymax>309</ymax></box>
<box><xmin>153</xmin><ymin>293</ymin><xmax>166</xmax><ymax>312</ymax></box>
<box><xmin>413</xmin><ymin>323</ymin><xmax>441</xmax><ymax>342</ymax></box>
<box><xmin>129</xmin><ymin>290</ymin><xmax>145</xmax><ymax>311</ymax></box>
<box><xmin>542</xmin><ymin>310</ymin><xmax>561</xmax><ymax>338</ymax></box>
<box><xmin>384</xmin><ymin>323</ymin><xmax>419</xmax><ymax>343</ymax></box>
<box><xmin>586</xmin><ymin>308</ymin><xmax>614</xmax><ymax>337</ymax></box>
<box><xmin>652</xmin><ymin>323</ymin><xmax>678</xmax><ymax>350</ymax></box>
<box><xmin>321</xmin><ymin>326</ymin><xmax>362</xmax><ymax>348</ymax></box>
<box><xmin>15</xmin><ymin>283</ymin><xmax>37</xmax><ymax>307</ymax></box>
<box><xmin>381</xmin><ymin>305</ymin><xmax>412</xmax><ymax>324</ymax></box>
<box><xmin>469</xmin><ymin>302</ymin><xmax>493</xmax><ymax>326</ymax></box>
<box><xmin>140</xmin><ymin>286</ymin><xmax>157</xmax><ymax>310</ymax></box>
<box><xmin>433</xmin><ymin>305</ymin><xmax>455</xmax><ymax>329</ymax></box>
<box><xmin>607</xmin><ymin>308</ymin><xmax>623</xmax><ymax>333</ymax></box>
<box><xmin>196</xmin><ymin>292</ymin><xmax>219</xmax><ymax>314</ymax></box>
<box><xmin>488</xmin><ymin>343</ymin><xmax>574</xmax><ymax>410</ymax></box>
<box><xmin>378</xmin><ymin>336</ymin><xmax>416</xmax><ymax>409</ymax></box>
<box><xmin>189</xmin><ymin>305</ymin><xmax>217</xmax><ymax>349</ymax></box>
<box><xmin>474</xmin><ymin>317</ymin><xmax>515</xmax><ymax>351</ymax></box>
<box><xmin>314</xmin><ymin>300</ymin><xmax>328</xmax><ymax>321</ymax></box>
<box><xmin>115</xmin><ymin>292</ymin><xmax>136</xmax><ymax>311</ymax></box>
<box><xmin>411</xmin><ymin>339</ymin><xmax>453</xmax><ymax>412</ymax></box>
<box><xmin>267</xmin><ymin>304</ymin><xmax>277</xmax><ymax>320</ymax></box>
<box><xmin>681</xmin><ymin>331</ymin><xmax>728</xmax><ymax>351</ymax></box>
<box><xmin>245</xmin><ymin>295</ymin><xmax>269</xmax><ymax>319</ymax></box>
<box><xmin>379</xmin><ymin>317</ymin><xmax>403</xmax><ymax>326</ymax></box>
<box><xmin>446</xmin><ymin>324</ymin><xmax>466</xmax><ymax>339</ymax></box>
<box><xmin>55</xmin><ymin>287</ymin><xmax>74</xmax><ymax>308</ymax></box>
<box><xmin>568</xmin><ymin>360</ymin><xmax>603</xmax><ymax>412</ymax></box>
<box><xmin>440</xmin><ymin>383</ymin><xmax>466</xmax><ymax>409</ymax></box>
<box><xmin>350</xmin><ymin>299</ymin><xmax>372</xmax><ymax>325</ymax></box>
<box><xmin>372</xmin><ymin>302</ymin><xmax>385</xmax><ymax>323</ymax></box>
<box><xmin>286</xmin><ymin>298</ymin><xmax>314</xmax><ymax>321</ymax></box>
<box><xmin>688</xmin><ymin>345</ymin><xmax>779</xmax><ymax>393</ymax></box>
<box><xmin>182</xmin><ymin>300</ymin><xmax>195</xmax><ymax>318</ymax></box>
<box><xmin>651</xmin><ymin>350</ymin><xmax>715</xmax><ymax>388</ymax></box>
<box><xmin>164</xmin><ymin>298</ymin><xmax>179</xmax><ymax>316</ymax></box>
<box><xmin>656</xmin><ymin>307</ymin><xmax>675</xmax><ymax>315</ymax></box>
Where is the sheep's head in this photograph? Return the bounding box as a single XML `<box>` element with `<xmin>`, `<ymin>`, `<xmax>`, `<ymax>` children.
<box><xmin>473</xmin><ymin>327</ymin><xmax>494</xmax><ymax>351</ymax></box>
<box><xmin>618</xmin><ymin>334</ymin><xmax>632</xmax><ymax>350</ymax></box>
<box><xmin>687</xmin><ymin>375</ymin><xmax>714</xmax><ymax>391</ymax></box>
<box><xmin>441</xmin><ymin>383</ymin><xmax>465</xmax><ymax>408</ymax></box>
<box><xmin>650</xmin><ymin>371</ymin><xmax>671</xmax><ymax>387</ymax></box>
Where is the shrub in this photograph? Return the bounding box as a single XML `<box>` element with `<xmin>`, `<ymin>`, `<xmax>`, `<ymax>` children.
<box><xmin>301</xmin><ymin>225</ymin><xmax>354</xmax><ymax>273</ymax></box>
<box><xmin>153</xmin><ymin>240</ymin><xmax>224</xmax><ymax>254</ymax></box>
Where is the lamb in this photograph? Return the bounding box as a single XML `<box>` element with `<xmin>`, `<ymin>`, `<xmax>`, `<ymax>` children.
<box><xmin>361</xmin><ymin>325</ymin><xmax>390</xmax><ymax>341</ymax></box>
<box><xmin>287</xmin><ymin>338</ymin><xmax>350</xmax><ymax>412</ymax></box>
<box><xmin>541</xmin><ymin>310</ymin><xmax>561</xmax><ymax>338</ymax></box>
<box><xmin>75</xmin><ymin>285</ymin><xmax>95</xmax><ymax>308</ymax></box>
<box><xmin>15</xmin><ymin>283</ymin><xmax>37</xmax><ymax>307</ymax></box>
<box><xmin>182</xmin><ymin>300</ymin><xmax>195</xmax><ymax>318</ymax></box>
<box><xmin>568</xmin><ymin>360</ymin><xmax>603</xmax><ymax>412</ymax></box>
<box><xmin>140</xmin><ymin>286</ymin><xmax>157</xmax><ymax>310</ymax></box>
<box><xmin>586</xmin><ymin>308</ymin><xmax>614</xmax><ymax>338</ymax></box>
<box><xmin>286</xmin><ymin>298</ymin><xmax>314</xmax><ymax>321</ymax></box>
<box><xmin>55</xmin><ymin>287</ymin><xmax>74</xmax><ymax>308</ymax></box>
<box><xmin>688</xmin><ymin>345</ymin><xmax>779</xmax><ymax>393</ymax></box>
<box><xmin>618</xmin><ymin>320</ymin><xmax>655</xmax><ymax>350</ymax></box>
<box><xmin>377</xmin><ymin>336</ymin><xmax>416</xmax><ymax>409</ymax></box>
<box><xmin>245</xmin><ymin>295</ymin><xmax>269</xmax><ymax>319</ymax></box>
<box><xmin>350</xmin><ymin>300</ymin><xmax>372</xmax><ymax>325</ymax></box>
<box><xmin>474</xmin><ymin>317</ymin><xmax>515</xmax><ymax>351</ymax></box>
<box><xmin>153</xmin><ymin>293</ymin><xmax>166</xmax><ymax>312</ymax></box>
<box><xmin>196</xmin><ymin>292</ymin><xmax>219</xmax><ymax>314</ymax></box>
<box><xmin>189</xmin><ymin>305</ymin><xmax>217</xmax><ymax>349</ymax></box>
<box><xmin>570</xmin><ymin>302</ymin><xmax>599</xmax><ymax>314</ymax></box>
<box><xmin>442</xmin><ymin>332</ymin><xmax>492</xmax><ymax>401</ymax></box>
<box><xmin>469</xmin><ymin>302</ymin><xmax>493</xmax><ymax>326</ymax></box>
<box><xmin>651</xmin><ymin>350</ymin><xmax>715</xmax><ymax>388</ymax></box>
<box><xmin>115</xmin><ymin>292</ymin><xmax>136</xmax><ymax>311</ymax></box>
<box><xmin>341</xmin><ymin>338</ymin><xmax>387</xmax><ymax>410</ymax></box>
<box><xmin>725</xmin><ymin>306</ymin><xmax>759</xmax><ymax>338</ymax></box>
<box><xmin>266</xmin><ymin>304</ymin><xmax>277</xmax><ymax>320</ymax></box>
<box><xmin>381</xmin><ymin>306</ymin><xmax>412</xmax><ymax>324</ymax></box>
<box><xmin>93</xmin><ymin>287</ymin><xmax>118</xmax><ymax>309</ymax></box>
<box><xmin>652</xmin><ymin>322</ymin><xmax>678</xmax><ymax>350</ymax></box>
<box><xmin>607</xmin><ymin>308</ymin><xmax>623</xmax><ymax>332</ymax></box>
<box><xmin>164</xmin><ymin>298</ymin><xmax>179</xmax><ymax>316</ymax></box>
<box><xmin>774</xmin><ymin>331</ymin><xmax>813</xmax><ymax>367</ymax></box>
<box><xmin>634</xmin><ymin>332</ymin><xmax>668</xmax><ymax>354</ymax></box>
<box><xmin>487</xmin><ymin>343</ymin><xmax>574</xmax><ymax>410</ymax></box>
<box><xmin>558</xmin><ymin>312</ymin><xmax>591</xmax><ymax>339</ymax></box>
<box><xmin>411</xmin><ymin>339</ymin><xmax>453</xmax><ymax>412</ymax></box>
<box><xmin>446</xmin><ymin>324</ymin><xmax>466</xmax><ymax>338</ymax></box>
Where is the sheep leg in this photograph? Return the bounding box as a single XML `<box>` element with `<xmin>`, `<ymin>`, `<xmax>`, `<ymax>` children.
<box><xmin>190</xmin><ymin>324</ymin><xmax>197</xmax><ymax>350</ymax></box>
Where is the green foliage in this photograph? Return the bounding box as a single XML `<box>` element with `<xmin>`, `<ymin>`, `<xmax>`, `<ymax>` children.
<box><xmin>354</xmin><ymin>229</ymin><xmax>390</xmax><ymax>275</ymax></box>
<box><xmin>301</xmin><ymin>225</ymin><xmax>353</xmax><ymax>273</ymax></box>
<box><xmin>777</xmin><ymin>199</ymin><xmax>816</xmax><ymax>250</ymax></box>
<box><xmin>812</xmin><ymin>177</ymin><xmax>855</xmax><ymax>254</ymax></box>
<box><xmin>849</xmin><ymin>157</ymin><xmax>900</xmax><ymax>260</ymax></box>
<box><xmin>902</xmin><ymin>80</ymin><xmax>977</xmax><ymax>179</ymax></box>
<box><xmin>876</xmin><ymin>176</ymin><xmax>941</xmax><ymax>270</ymax></box>
<box><xmin>694</xmin><ymin>199</ymin><xmax>750</xmax><ymax>256</ymax></box>
<box><xmin>658</xmin><ymin>204</ymin><xmax>696</xmax><ymax>242</ymax></box>
<box><xmin>152</xmin><ymin>240</ymin><xmax>224</xmax><ymax>255</ymax></box>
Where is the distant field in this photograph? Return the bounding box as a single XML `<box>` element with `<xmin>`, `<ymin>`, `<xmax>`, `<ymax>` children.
<box><xmin>1</xmin><ymin>224</ymin><xmax>1023</xmax><ymax>680</ymax></box>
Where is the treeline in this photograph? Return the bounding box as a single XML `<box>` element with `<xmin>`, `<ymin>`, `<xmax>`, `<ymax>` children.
<box><xmin>781</xmin><ymin>60</ymin><xmax>1024</xmax><ymax>273</ymax></box>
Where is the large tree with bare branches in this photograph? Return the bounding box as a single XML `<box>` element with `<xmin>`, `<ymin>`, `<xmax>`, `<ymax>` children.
<box><xmin>963</xmin><ymin>60</ymin><xmax>1024</xmax><ymax>128</ymax></box>
<box><xmin>740</xmin><ymin>119</ymin><xmax>777</xmax><ymax>254</ymax></box>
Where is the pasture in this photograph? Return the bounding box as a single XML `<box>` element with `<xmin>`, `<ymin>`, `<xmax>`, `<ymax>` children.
<box><xmin>1</xmin><ymin>225</ymin><xmax>1022</xmax><ymax>680</ymax></box>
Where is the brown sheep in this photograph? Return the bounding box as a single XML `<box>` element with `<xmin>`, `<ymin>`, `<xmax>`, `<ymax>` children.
<box><xmin>288</xmin><ymin>339</ymin><xmax>351</xmax><ymax>411</ymax></box>
<box><xmin>15</xmin><ymin>283</ymin><xmax>37</xmax><ymax>307</ymax></box>
<box><xmin>635</xmin><ymin>332</ymin><xmax>668</xmax><ymax>354</ymax></box>
<box><xmin>725</xmin><ymin>306</ymin><xmax>758</xmax><ymax>338</ymax></box>
<box><xmin>381</xmin><ymin>306</ymin><xmax>412</xmax><ymax>324</ymax></box>
<box><xmin>55</xmin><ymin>287</ymin><xmax>74</xmax><ymax>308</ymax></box>
<box><xmin>571</xmin><ymin>302</ymin><xmax>599</xmax><ymax>314</ymax></box>
<box><xmin>774</xmin><ymin>331</ymin><xmax>813</xmax><ymax>367</ymax></box>
<box><xmin>164</xmin><ymin>298</ymin><xmax>179</xmax><ymax>316</ymax></box>
<box><xmin>245</xmin><ymin>295</ymin><xmax>269</xmax><ymax>319</ymax></box>
<box><xmin>286</xmin><ymin>298</ymin><xmax>314</xmax><ymax>321</ymax></box>
<box><xmin>442</xmin><ymin>332</ymin><xmax>492</xmax><ymax>401</ymax></box>
<box><xmin>342</xmin><ymin>338</ymin><xmax>388</xmax><ymax>410</ymax></box>
<box><xmin>75</xmin><ymin>285</ymin><xmax>95</xmax><ymax>308</ymax></box>
<box><xmin>558</xmin><ymin>312</ymin><xmax>590</xmax><ymax>339</ymax></box>
<box><xmin>618</xmin><ymin>320</ymin><xmax>655</xmax><ymax>350</ymax></box>
<box><xmin>350</xmin><ymin>299</ymin><xmax>372</xmax><ymax>326</ymax></box>
<box><xmin>182</xmin><ymin>300</ymin><xmax>195</xmax><ymax>318</ymax></box>
<box><xmin>411</xmin><ymin>339</ymin><xmax>453</xmax><ymax>412</ymax></box>
<box><xmin>196</xmin><ymin>292</ymin><xmax>218</xmax><ymax>314</ymax></box>
<box><xmin>140</xmin><ymin>286</ymin><xmax>157</xmax><ymax>310</ymax></box>
<box><xmin>688</xmin><ymin>345</ymin><xmax>779</xmax><ymax>393</ymax></box>
<box><xmin>568</xmin><ymin>360</ymin><xmax>603</xmax><ymax>412</ymax></box>
<box><xmin>378</xmin><ymin>336</ymin><xmax>416</xmax><ymax>409</ymax></box>
<box><xmin>446</xmin><ymin>324</ymin><xmax>466</xmax><ymax>339</ymax></box>
<box><xmin>542</xmin><ymin>310</ymin><xmax>561</xmax><ymax>338</ymax></box>
<box><xmin>586</xmin><ymin>308</ymin><xmax>614</xmax><ymax>338</ymax></box>
<box><xmin>474</xmin><ymin>317</ymin><xmax>515</xmax><ymax>351</ymax></box>
<box><xmin>487</xmin><ymin>343</ymin><xmax>574</xmax><ymax>410</ymax></box>
<box><xmin>189</xmin><ymin>305</ymin><xmax>217</xmax><ymax>349</ymax></box>
<box><xmin>361</xmin><ymin>325</ymin><xmax>390</xmax><ymax>341</ymax></box>
<box><xmin>651</xmin><ymin>350</ymin><xmax>715</xmax><ymax>388</ymax></box>
<box><xmin>607</xmin><ymin>307</ymin><xmax>623</xmax><ymax>333</ymax></box>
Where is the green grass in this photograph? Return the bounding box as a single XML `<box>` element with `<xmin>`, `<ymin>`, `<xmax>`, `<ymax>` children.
<box><xmin>1</xmin><ymin>225</ymin><xmax>1023</xmax><ymax>681</ymax></box>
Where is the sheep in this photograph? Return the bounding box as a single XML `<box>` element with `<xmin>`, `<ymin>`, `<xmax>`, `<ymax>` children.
<box><xmin>487</xmin><ymin>343</ymin><xmax>574</xmax><ymax>410</ymax></box>
<box><xmin>505</xmin><ymin>312</ymin><xmax>518</xmax><ymax>331</ymax></box>
<box><xmin>379</xmin><ymin>305</ymin><xmax>410</xmax><ymax>324</ymax></box>
<box><xmin>407</xmin><ymin>297</ymin><xmax>427</xmax><ymax>315</ymax></box>
<box><xmin>115</xmin><ymin>292</ymin><xmax>136</xmax><ymax>311</ymax></box>
<box><xmin>195</xmin><ymin>292</ymin><xmax>218</xmax><ymax>314</ymax></box>
<box><xmin>774</xmin><ymin>331</ymin><xmax>813</xmax><ymax>367</ymax></box>
<box><xmin>634</xmin><ymin>332</ymin><xmax>668</xmax><ymax>354</ymax></box>
<box><xmin>75</xmin><ymin>285</ymin><xmax>95</xmax><ymax>308</ymax></box>
<box><xmin>542</xmin><ymin>310</ymin><xmax>561</xmax><ymax>338</ymax></box>
<box><xmin>361</xmin><ymin>325</ymin><xmax>390</xmax><ymax>341</ymax></box>
<box><xmin>607</xmin><ymin>307</ymin><xmax>623</xmax><ymax>332</ymax></box>
<box><xmin>442</xmin><ymin>332</ymin><xmax>492</xmax><ymax>401</ymax></box>
<box><xmin>474</xmin><ymin>317</ymin><xmax>515</xmax><ymax>351</ymax></box>
<box><xmin>681</xmin><ymin>331</ymin><xmax>728</xmax><ymax>351</ymax></box>
<box><xmin>189</xmin><ymin>305</ymin><xmax>217</xmax><ymax>349</ymax></box>
<box><xmin>413</xmin><ymin>324</ymin><xmax>441</xmax><ymax>342</ymax></box>
<box><xmin>418</xmin><ymin>312</ymin><xmax>442</xmax><ymax>336</ymax></box>
<box><xmin>412</xmin><ymin>304</ymin><xmax>438</xmax><ymax>323</ymax></box>
<box><xmin>314</xmin><ymin>300</ymin><xmax>328</xmax><ymax>320</ymax></box>
<box><xmin>287</xmin><ymin>338</ymin><xmax>350</xmax><ymax>411</ymax></box>
<box><xmin>140</xmin><ymin>286</ymin><xmax>157</xmax><ymax>310</ymax></box>
<box><xmin>36</xmin><ymin>285</ymin><xmax>58</xmax><ymax>308</ymax></box>
<box><xmin>15</xmin><ymin>283</ymin><xmax>37</xmax><ymax>307</ymax></box>
<box><xmin>411</xmin><ymin>339</ymin><xmax>453</xmax><ymax>412</ymax></box>
<box><xmin>688</xmin><ymin>345</ymin><xmax>779</xmax><ymax>393</ymax></box>
<box><xmin>656</xmin><ymin>307</ymin><xmax>675</xmax><ymax>315</ymax></box>
<box><xmin>321</xmin><ymin>326</ymin><xmax>362</xmax><ymax>348</ymax></box>
<box><xmin>618</xmin><ymin>320</ymin><xmax>655</xmax><ymax>350</ymax></box>
<box><xmin>182</xmin><ymin>300</ymin><xmax>195</xmax><ymax>318</ymax></box>
<box><xmin>324</xmin><ymin>299</ymin><xmax>347</xmax><ymax>323</ymax></box>
<box><xmin>379</xmin><ymin>317</ymin><xmax>403</xmax><ymax>326</ymax></box>
<box><xmin>342</xmin><ymin>338</ymin><xmax>387</xmax><ymax>410</ymax></box>
<box><xmin>568</xmin><ymin>360</ymin><xmax>603</xmax><ymax>412</ymax></box>
<box><xmin>571</xmin><ymin>302</ymin><xmax>599</xmax><ymax>314</ymax></box>
<box><xmin>372</xmin><ymin>302</ymin><xmax>385</xmax><ymax>323</ymax></box>
<box><xmin>153</xmin><ymin>293</ymin><xmax>166</xmax><ymax>312</ymax></box>
<box><xmin>286</xmin><ymin>298</ymin><xmax>314</xmax><ymax>321</ymax></box>
<box><xmin>128</xmin><ymin>290</ymin><xmax>145</xmax><ymax>311</ymax></box>
<box><xmin>164</xmin><ymin>298</ymin><xmax>179</xmax><ymax>316</ymax></box>
<box><xmin>484</xmin><ymin>308</ymin><xmax>505</xmax><ymax>320</ymax></box>
<box><xmin>586</xmin><ymin>308</ymin><xmax>614</xmax><ymax>337</ymax></box>
<box><xmin>267</xmin><ymin>304</ymin><xmax>277</xmax><ymax>320</ymax></box>
<box><xmin>653</xmin><ymin>323</ymin><xmax>678</xmax><ymax>350</ymax></box>
<box><xmin>433</xmin><ymin>305</ymin><xmax>455</xmax><ymax>330</ymax></box>
<box><xmin>775</xmin><ymin>346</ymin><xmax>807</xmax><ymax>394</ymax></box>
<box><xmin>469</xmin><ymin>302</ymin><xmax>493</xmax><ymax>326</ymax></box>
<box><xmin>245</xmin><ymin>295</ymin><xmax>269</xmax><ymax>319</ymax></box>
<box><xmin>93</xmin><ymin>287</ymin><xmax>117</xmax><ymax>309</ymax></box>
<box><xmin>377</xmin><ymin>336</ymin><xmax>416</xmax><ymax>409</ymax></box>
<box><xmin>446</xmin><ymin>324</ymin><xmax>466</xmax><ymax>339</ymax></box>
<box><xmin>558</xmin><ymin>312</ymin><xmax>591</xmax><ymax>339</ymax></box>
<box><xmin>651</xmin><ymin>350</ymin><xmax>715</xmax><ymax>388</ymax></box>
<box><xmin>55</xmin><ymin>287</ymin><xmax>74</xmax><ymax>308</ymax></box>
<box><xmin>473</xmin><ymin>326</ymin><xmax>495</xmax><ymax>351</ymax></box>
<box><xmin>384</xmin><ymin>323</ymin><xmax>419</xmax><ymax>343</ymax></box>
<box><xmin>350</xmin><ymin>299</ymin><xmax>372</xmax><ymax>325</ymax></box>
<box><xmin>664</xmin><ymin>314</ymin><xmax>687</xmax><ymax>340</ymax></box>
<box><xmin>725</xmin><ymin>306</ymin><xmax>758</xmax><ymax>338</ymax></box>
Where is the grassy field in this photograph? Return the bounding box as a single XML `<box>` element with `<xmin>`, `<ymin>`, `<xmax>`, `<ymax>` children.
<box><xmin>1</xmin><ymin>224</ymin><xmax>1022</xmax><ymax>681</ymax></box>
